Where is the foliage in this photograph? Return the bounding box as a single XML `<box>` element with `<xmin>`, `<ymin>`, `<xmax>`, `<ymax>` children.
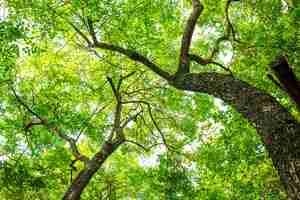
<box><xmin>1</xmin><ymin>0</ymin><xmax>298</xmax><ymax>199</ymax></box>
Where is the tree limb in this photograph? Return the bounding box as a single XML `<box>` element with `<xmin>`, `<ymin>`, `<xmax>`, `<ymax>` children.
<box><xmin>47</xmin><ymin>5</ymin><xmax>92</xmax><ymax>46</ymax></box>
<box><xmin>270</xmin><ymin>55</ymin><xmax>300</xmax><ymax>111</ymax></box>
<box><xmin>106</xmin><ymin>77</ymin><xmax>119</xmax><ymax>101</ymax></box>
<box><xmin>87</xmin><ymin>17</ymin><xmax>98</xmax><ymax>44</ymax></box>
<box><xmin>124</xmin><ymin>139</ymin><xmax>150</xmax><ymax>152</ymax></box>
<box><xmin>93</xmin><ymin>42</ymin><xmax>171</xmax><ymax>80</ymax></box>
<box><xmin>54</xmin><ymin>5</ymin><xmax>171</xmax><ymax>81</ymax></box>
<box><xmin>177</xmin><ymin>0</ymin><xmax>204</xmax><ymax>75</ymax></box>
<box><xmin>189</xmin><ymin>53</ymin><xmax>232</xmax><ymax>74</ymax></box>
<box><xmin>188</xmin><ymin>0</ymin><xmax>239</xmax><ymax>71</ymax></box>
<box><xmin>121</xmin><ymin>100</ymin><xmax>169</xmax><ymax>149</ymax></box>
<box><xmin>11</xmin><ymin>87</ymin><xmax>89</xmax><ymax>163</ymax></box>
<box><xmin>169</xmin><ymin>71</ymin><xmax>300</xmax><ymax>197</ymax></box>
<box><xmin>118</xmin><ymin>71</ymin><xmax>136</xmax><ymax>91</ymax></box>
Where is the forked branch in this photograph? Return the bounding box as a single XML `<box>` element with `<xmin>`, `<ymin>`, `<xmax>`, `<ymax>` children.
<box><xmin>50</xmin><ymin>5</ymin><xmax>171</xmax><ymax>81</ymax></box>
<box><xmin>121</xmin><ymin>100</ymin><xmax>169</xmax><ymax>149</ymax></box>
<box><xmin>188</xmin><ymin>0</ymin><xmax>238</xmax><ymax>74</ymax></box>
<box><xmin>209</xmin><ymin>0</ymin><xmax>238</xmax><ymax>60</ymax></box>
<box><xmin>11</xmin><ymin>87</ymin><xmax>89</xmax><ymax>163</ymax></box>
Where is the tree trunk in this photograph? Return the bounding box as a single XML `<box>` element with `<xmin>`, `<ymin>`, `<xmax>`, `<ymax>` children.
<box><xmin>170</xmin><ymin>73</ymin><xmax>300</xmax><ymax>199</ymax></box>
<box><xmin>63</xmin><ymin>140</ymin><xmax>124</xmax><ymax>200</ymax></box>
<box><xmin>63</xmin><ymin>72</ymin><xmax>300</xmax><ymax>199</ymax></box>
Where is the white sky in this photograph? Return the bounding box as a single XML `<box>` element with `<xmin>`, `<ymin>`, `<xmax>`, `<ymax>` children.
<box><xmin>0</xmin><ymin>2</ymin><xmax>8</xmax><ymax>21</ymax></box>
<box><xmin>138</xmin><ymin>144</ymin><xmax>166</xmax><ymax>168</ymax></box>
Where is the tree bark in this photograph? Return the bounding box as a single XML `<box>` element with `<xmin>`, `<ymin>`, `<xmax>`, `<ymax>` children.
<box><xmin>65</xmin><ymin>0</ymin><xmax>300</xmax><ymax>197</ymax></box>
<box><xmin>169</xmin><ymin>73</ymin><xmax>300</xmax><ymax>199</ymax></box>
<box><xmin>270</xmin><ymin>55</ymin><xmax>300</xmax><ymax>111</ymax></box>
<box><xmin>63</xmin><ymin>140</ymin><xmax>124</xmax><ymax>200</ymax></box>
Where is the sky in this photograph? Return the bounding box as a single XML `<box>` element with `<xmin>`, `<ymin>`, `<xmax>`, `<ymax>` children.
<box><xmin>0</xmin><ymin>2</ymin><xmax>7</xmax><ymax>21</ymax></box>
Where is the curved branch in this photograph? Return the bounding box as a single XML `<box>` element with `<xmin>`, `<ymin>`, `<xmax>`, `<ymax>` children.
<box><xmin>11</xmin><ymin>87</ymin><xmax>89</xmax><ymax>163</ymax></box>
<box><xmin>106</xmin><ymin>76</ymin><xmax>119</xmax><ymax>101</ymax></box>
<box><xmin>178</xmin><ymin>1</ymin><xmax>239</xmax><ymax>75</ymax></box>
<box><xmin>124</xmin><ymin>139</ymin><xmax>150</xmax><ymax>152</ymax></box>
<box><xmin>224</xmin><ymin>0</ymin><xmax>235</xmax><ymax>39</ymax></box>
<box><xmin>87</xmin><ymin>17</ymin><xmax>98</xmax><ymax>44</ymax></box>
<box><xmin>48</xmin><ymin>5</ymin><xmax>92</xmax><ymax>46</ymax></box>
<box><xmin>188</xmin><ymin>53</ymin><xmax>232</xmax><ymax>74</ymax></box>
<box><xmin>125</xmin><ymin>140</ymin><xmax>164</xmax><ymax>152</ymax></box>
<box><xmin>121</xmin><ymin>100</ymin><xmax>169</xmax><ymax>149</ymax></box>
<box><xmin>52</xmin><ymin>6</ymin><xmax>171</xmax><ymax>81</ymax></box>
<box><xmin>201</xmin><ymin>0</ymin><xmax>238</xmax><ymax>62</ymax></box>
<box><xmin>93</xmin><ymin>42</ymin><xmax>171</xmax><ymax>80</ymax></box>
<box><xmin>64</xmin><ymin>75</ymin><xmax>129</xmax><ymax>200</ymax></box>
<box><xmin>170</xmin><ymin>72</ymin><xmax>300</xmax><ymax>196</ymax></box>
<box><xmin>63</xmin><ymin>139</ymin><xmax>124</xmax><ymax>200</ymax></box>
<box><xmin>171</xmin><ymin>72</ymin><xmax>299</xmax><ymax>138</ymax></box>
<box><xmin>177</xmin><ymin>0</ymin><xmax>204</xmax><ymax>75</ymax></box>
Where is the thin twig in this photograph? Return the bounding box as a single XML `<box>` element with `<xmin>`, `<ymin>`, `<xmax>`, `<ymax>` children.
<box><xmin>189</xmin><ymin>54</ymin><xmax>232</xmax><ymax>75</ymax></box>
<box><xmin>121</xmin><ymin>100</ymin><xmax>169</xmax><ymax>149</ymax></box>
<box><xmin>124</xmin><ymin>139</ymin><xmax>163</xmax><ymax>152</ymax></box>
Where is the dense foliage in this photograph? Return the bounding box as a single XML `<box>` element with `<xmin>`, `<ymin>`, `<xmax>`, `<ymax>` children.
<box><xmin>1</xmin><ymin>0</ymin><xmax>300</xmax><ymax>199</ymax></box>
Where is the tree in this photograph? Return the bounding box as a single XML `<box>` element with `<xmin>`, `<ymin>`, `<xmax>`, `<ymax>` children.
<box><xmin>1</xmin><ymin>0</ymin><xmax>300</xmax><ymax>199</ymax></box>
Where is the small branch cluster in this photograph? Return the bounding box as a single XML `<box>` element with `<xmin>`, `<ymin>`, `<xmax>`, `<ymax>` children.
<box><xmin>11</xmin><ymin>86</ymin><xmax>89</xmax><ymax>164</ymax></box>
<box><xmin>51</xmin><ymin>0</ymin><xmax>239</xmax><ymax>81</ymax></box>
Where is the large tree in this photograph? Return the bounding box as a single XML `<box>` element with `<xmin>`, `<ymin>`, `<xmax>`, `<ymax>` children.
<box><xmin>1</xmin><ymin>0</ymin><xmax>300</xmax><ymax>199</ymax></box>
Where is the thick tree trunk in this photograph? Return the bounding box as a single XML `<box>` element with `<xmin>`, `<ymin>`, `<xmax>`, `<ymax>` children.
<box><xmin>170</xmin><ymin>73</ymin><xmax>300</xmax><ymax>199</ymax></box>
<box><xmin>63</xmin><ymin>140</ymin><xmax>123</xmax><ymax>200</ymax></box>
<box><xmin>63</xmin><ymin>71</ymin><xmax>300</xmax><ymax>199</ymax></box>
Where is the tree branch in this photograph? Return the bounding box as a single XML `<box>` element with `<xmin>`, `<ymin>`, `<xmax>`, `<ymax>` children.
<box><xmin>177</xmin><ymin>0</ymin><xmax>204</xmax><ymax>75</ymax></box>
<box><xmin>93</xmin><ymin>42</ymin><xmax>171</xmax><ymax>80</ymax></box>
<box><xmin>189</xmin><ymin>53</ymin><xmax>232</xmax><ymax>74</ymax></box>
<box><xmin>75</xmin><ymin>104</ymin><xmax>109</xmax><ymax>142</ymax></box>
<box><xmin>11</xmin><ymin>87</ymin><xmax>89</xmax><ymax>163</ymax></box>
<box><xmin>106</xmin><ymin>77</ymin><xmax>119</xmax><ymax>101</ymax></box>
<box><xmin>124</xmin><ymin>139</ymin><xmax>150</xmax><ymax>152</ymax></box>
<box><xmin>188</xmin><ymin>0</ymin><xmax>239</xmax><ymax>72</ymax></box>
<box><xmin>225</xmin><ymin>0</ymin><xmax>243</xmax><ymax>44</ymax></box>
<box><xmin>124</xmin><ymin>139</ymin><xmax>163</xmax><ymax>152</ymax></box>
<box><xmin>47</xmin><ymin>5</ymin><xmax>92</xmax><ymax>46</ymax></box>
<box><xmin>270</xmin><ymin>55</ymin><xmax>300</xmax><ymax>111</ymax></box>
<box><xmin>11</xmin><ymin>87</ymin><xmax>43</xmax><ymax>121</ymax></box>
<box><xmin>184</xmin><ymin>1</ymin><xmax>240</xmax><ymax>75</ymax></box>
<box><xmin>118</xmin><ymin>71</ymin><xmax>136</xmax><ymax>91</ymax></box>
<box><xmin>169</xmin><ymin>71</ymin><xmax>300</xmax><ymax>196</ymax></box>
<box><xmin>121</xmin><ymin>100</ymin><xmax>169</xmax><ymax>149</ymax></box>
<box><xmin>54</xmin><ymin>5</ymin><xmax>171</xmax><ymax>81</ymax></box>
<box><xmin>210</xmin><ymin>0</ymin><xmax>239</xmax><ymax>59</ymax></box>
<box><xmin>87</xmin><ymin>17</ymin><xmax>98</xmax><ymax>44</ymax></box>
<box><xmin>106</xmin><ymin>76</ymin><xmax>127</xmax><ymax>142</ymax></box>
<box><xmin>121</xmin><ymin>111</ymin><xmax>142</xmax><ymax>129</ymax></box>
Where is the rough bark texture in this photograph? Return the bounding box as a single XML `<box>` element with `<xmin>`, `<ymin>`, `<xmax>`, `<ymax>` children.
<box><xmin>63</xmin><ymin>140</ymin><xmax>123</xmax><ymax>200</ymax></box>
<box><xmin>169</xmin><ymin>73</ymin><xmax>300</xmax><ymax>199</ymax></box>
